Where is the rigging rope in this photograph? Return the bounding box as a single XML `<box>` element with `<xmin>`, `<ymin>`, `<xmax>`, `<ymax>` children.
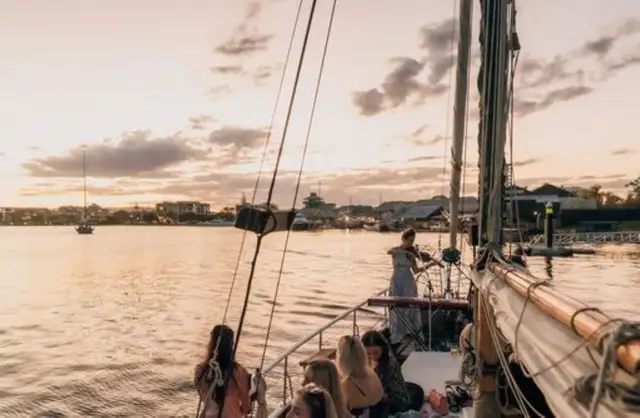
<box><xmin>221</xmin><ymin>0</ymin><xmax>305</xmax><ymax>325</ymax></box>
<box><xmin>232</xmin><ymin>0</ymin><xmax>320</xmax><ymax>358</ymax></box>
<box><xmin>258</xmin><ymin>0</ymin><xmax>338</xmax><ymax>369</ymax></box>
<box><xmin>194</xmin><ymin>2</ymin><xmax>306</xmax><ymax>417</ymax></box>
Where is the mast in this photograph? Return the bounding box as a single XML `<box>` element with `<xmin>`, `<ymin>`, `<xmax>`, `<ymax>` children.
<box><xmin>476</xmin><ymin>0</ymin><xmax>509</xmax><ymax>249</ymax></box>
<box><xmin>82</xmin><ymin>149</ymin><xmax>88</xmax><ymax>220</ymax></box>
<box><xmin>473</xmin><ymin>0</ymin><xmax>510</xmax><ymax>416</ymax></box>
<box><xmin>448</xmin><ymin>0</ymin><xmax>473</xmax><ymax>250</ymax></box>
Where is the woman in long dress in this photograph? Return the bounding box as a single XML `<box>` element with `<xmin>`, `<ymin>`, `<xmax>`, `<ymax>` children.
<box><xmin>386</xmin><ymin>228</ymin><xmax>424</xmax><ymax>348</ymax></box>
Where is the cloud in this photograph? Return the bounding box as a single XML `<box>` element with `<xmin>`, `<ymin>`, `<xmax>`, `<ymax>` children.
<box><xmin>189</xmin><ymin>115</ymin><xmax>214</xmax><ymax>130</ymax></box>
<box><xmin>22</xmin><ymin>131</ymin><xmax>208</xmax><ymax>178</ymax></box>
<box><xmin>408</xmin><ymin>156</ymin><xmax>441</xmax><ymax>163</ymax></box>
<box><xmin>210</xmin><ymin>65</ymin><xmax>244</xmax><ymax>75</ymax></box>
<box><xmin>515</xmin><ymin>173</ymin><xmax>631</xmax><ymax>193</ymax></box>
<box><xmin>210</xmin><ymin>63</ymin><xmax>278</xmax><ymax>86</ymax></box>
<box><xmin>207</xmin><ymin>126</ymin><xmax>269</xmax><ymax>167</ymax></box>
<box><xmin>611</xmin><ymin>148</ymin><xmax>635</xmax><ymax>156</ymax></box>
<box><xmin>513</xmin><ymin>157</ymin><xmax>543</xmax><ymax>167</ymax></box>
<box><xmin>19</xmin><ymin>161</ymin><xmax>455</xmax><ymax>206</ymax></box>
<box><xmin>353</xmin><ymin>19</ymin><xmax>457</xmax><ymax>116</ymax></box>
<box><xmin>216</xmin><ymin>35</ymin><xmax>274</xmax><ymax>56</ymax></box>
<box><xmin>514</xmin><ymin>18</ymin><xmax>640</xmax><ymax>117</ymax></box>
<box><xmin>514</xmin><ymin>86</ymin><xmax>593</xmax><ymax>117</ymax></box>
<box><xmin>214</xmin><ymin>2</ymin><xmax>273</xmax><ymax>57</ymax></box>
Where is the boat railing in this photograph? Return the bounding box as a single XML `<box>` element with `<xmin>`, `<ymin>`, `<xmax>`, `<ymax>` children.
<box><xmin>260</xmin><ymin>287</ymin><xmax>389</xmax><ymax>411</ymax></box>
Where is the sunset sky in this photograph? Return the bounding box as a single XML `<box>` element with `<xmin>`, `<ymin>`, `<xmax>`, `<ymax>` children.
<box><xmin>1</xmin><ymin>0</ymin><xmax>638</xmax><ymax>208</ymax></box>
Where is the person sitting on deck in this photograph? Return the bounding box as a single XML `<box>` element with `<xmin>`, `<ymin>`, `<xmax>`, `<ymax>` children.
<box><xmin>194</xmin><ymin>325</ymin><xmax>251</xmax><ymax>418</ymax></box>
<box><xmin>336</xmin><ymin>335</ymin><xmax>388</xmax><ymax>418</ymax></box>
<box><xmin>361</xmin><ymin>330</ymin><xmax>410</xmax><ymax>414</ymax></box>
<box><xmin>302</xmin><ymin>359</ymin><xmax>351</xmax><ymax>418</ymax></box>
<box><xmin>459</xmin><ymin>321</ymin><xmax>474</xmax><ymax>356</ymax></box>
<box><xmin>287</xmin><ymin>383</ymin><xmax>339</xmax><ymax>418</ymax></box>
<box><xmin>386</xmin><ymin>228</ymin><xmax>426</xmax><ymax>351</ymax></box>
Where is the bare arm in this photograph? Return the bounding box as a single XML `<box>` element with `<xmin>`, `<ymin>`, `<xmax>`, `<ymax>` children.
<box><xmin>387</xmin><ymin>246</ymin><xmax>401</xmax><ymax>255</ymax></box>
<box><xmin>411</xmin><ymin>256</ymin><xmax>424</xmax><ymax>275</ymax></box>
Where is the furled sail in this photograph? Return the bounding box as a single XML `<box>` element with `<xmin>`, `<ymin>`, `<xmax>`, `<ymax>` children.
<box><xmin>470</xmin><ymin>0</ymin><xmax>640</xmax><ymax>417</ymax></box>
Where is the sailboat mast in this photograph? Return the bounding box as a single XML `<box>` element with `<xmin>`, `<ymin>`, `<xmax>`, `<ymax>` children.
<box><xmin>82</xmin><ymin>149</ymin><xmax>88</xmax><ymax>218</ymax></box>
<box><xmin>473</xmin><ymin>1</ymin><xmax>510</xmax><ymax>416</ymax></box>
<box><xmin>476</xmin><ymin>0</ymin><xmax>509</xmax><ymax>249</ymax></box>
<box><xmin>448</xmin><ymin>0</ymin><xmax>473</xmax><ymax>250</ymax></box>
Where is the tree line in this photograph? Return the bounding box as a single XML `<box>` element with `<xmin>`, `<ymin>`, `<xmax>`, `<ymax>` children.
<box><xmin>582</xmin><ymin>176</ymin><xmax>640</xmax><ymax>207</ymax></box>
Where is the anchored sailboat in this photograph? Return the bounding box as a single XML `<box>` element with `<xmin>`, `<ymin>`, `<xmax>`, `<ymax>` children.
<box><xmin>199</xmin><ymin>1</ymin><xmax>640</xmax><ymax>417</ymax></box>
<box><xmin>75</xmin><ymin>149</ymin><xmax>94</xmax><ymax>235</ymax></box>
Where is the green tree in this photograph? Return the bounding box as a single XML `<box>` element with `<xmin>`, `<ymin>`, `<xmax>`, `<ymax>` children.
<box><xmin>142</xmin><ymin>211</ymin><xmax>158</xmax><ymax>223</ymax></box>
<box><xmin>582</xmin><ymin>184</ymin><xmax>605</xmax><ymax>207</ymax></box>
<box><xmin>625</xmin><ymin>177</ymin><xmax>640</xmax><ymax>202</ymax></box>
<box><xmin>602</xmin><ymin>192</ymin><xmax>623</xmax><ymax>206</ymax></box>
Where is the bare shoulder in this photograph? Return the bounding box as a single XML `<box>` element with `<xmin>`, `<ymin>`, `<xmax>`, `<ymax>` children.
<box><xmin>235</xmin><ymin>363</ymin><xmax>250</xmax><ymax>378</ymax></box>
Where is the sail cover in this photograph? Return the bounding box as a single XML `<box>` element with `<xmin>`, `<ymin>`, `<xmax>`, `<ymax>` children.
<box><xmin>471</xmin><ymin>269</ymin><xmax>625</xmax><ymax>418</ymax></box>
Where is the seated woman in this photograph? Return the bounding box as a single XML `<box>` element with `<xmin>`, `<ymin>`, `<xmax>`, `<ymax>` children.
<box><xmin>303</xmin><ymin>359</ymin><xmax>350</xmax><ymax>418</ymax></box>
<box><xmin>287</xmin><ymin>383</ymin><xmax>339</xmax><ymax>418</ymax></box>
<box><xmin>361</xmin><ymin>330</ymin><xmax>410</xmax><ymax>414</ymax></box>
<box><xmin>336</xmin><ymin>335</ymin><xmax>387</xmax><ymax>417</ymax></box>
<box><xmin>194</xmin><ymin>325</ymin><xmax>251</xmax><ymax>418</ymax></box>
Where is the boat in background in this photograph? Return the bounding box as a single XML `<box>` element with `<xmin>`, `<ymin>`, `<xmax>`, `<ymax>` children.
<box><xmin>75</xmin><ymin>149</ymin><xmax>94</xmax><ymax>235</ymax></box>
<box><xmin>75</xmin><ymin>223</ymin><xmax>94</xmax><ymax>234</ymax></box>
<box><xmin>201</xmin><ymin>218</ymin><xmax>235</xmax><ymax>227</ymax></box>
<box><xmin>291</xmin><ymin>212</ymin><xmax>316</xmax><ymax>231</ymax></box>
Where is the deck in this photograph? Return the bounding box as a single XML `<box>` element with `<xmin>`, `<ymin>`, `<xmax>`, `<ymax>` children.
<box><xmin>528</xmin><ymin>230</ymin><xmax>640</xmax><ymax>245</ymax></box>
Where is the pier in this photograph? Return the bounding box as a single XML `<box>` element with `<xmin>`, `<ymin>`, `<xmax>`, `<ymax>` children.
<box><xmin>529</xmin><ymin>231</ymin><xmax>640</xmax><ymax>246</ymax></box>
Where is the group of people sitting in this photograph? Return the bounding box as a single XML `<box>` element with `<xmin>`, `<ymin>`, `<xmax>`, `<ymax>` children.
<box><xmin>194</xmin><ymin>325</ymin><xmax>423</xmax><ymax>418</ymax></box>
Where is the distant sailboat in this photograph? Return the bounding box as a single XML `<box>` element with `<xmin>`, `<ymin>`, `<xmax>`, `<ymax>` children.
<box><xmin>75</xmin><ymin>149</ymin><xmax>94</xmax><ymax>235</ymax></box>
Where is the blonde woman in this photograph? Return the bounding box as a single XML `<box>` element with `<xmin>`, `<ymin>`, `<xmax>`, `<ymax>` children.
<box><xmin>287</xmin><ymin>383</ymin><xmax>339</xmax><ymax>418</ymax></box>
<box><xmin>302</xmin><ymin>359</ymin><xmax>350</xmax><ymax>418</ymax></box>
<box><xmin>336</xmin><ymin>335</ymin><xmax>387</xmax><ymax>417</ymax></box>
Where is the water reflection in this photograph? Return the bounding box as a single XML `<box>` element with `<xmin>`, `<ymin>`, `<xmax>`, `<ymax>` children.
<box><xmin>0</xmin><ymin>227</ymin><xmax>638</xmax><ymax>416</ymax></box>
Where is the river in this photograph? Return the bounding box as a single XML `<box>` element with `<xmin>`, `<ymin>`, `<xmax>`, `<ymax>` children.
<box><xmin>0</xmin><ymin>226</ymin><xmax>638</xmax><ymax>417</ymax></box>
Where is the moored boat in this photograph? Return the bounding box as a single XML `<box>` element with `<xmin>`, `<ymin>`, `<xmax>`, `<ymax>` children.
<box><xmin>75</xmin><ymin>149</ymin><xmax>95</xmax><ymax>235</ymax></box>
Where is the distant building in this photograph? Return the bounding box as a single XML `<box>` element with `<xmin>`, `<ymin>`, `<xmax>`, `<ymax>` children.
<box><xmin>156</xmin><ymin>201</ymin><xmax>211</xmax><ymax>216</ymax></box>
<box><xmin>507</xmin><ymin>183</ymin><xmax>597</xmax><ymax>210</ymax></box>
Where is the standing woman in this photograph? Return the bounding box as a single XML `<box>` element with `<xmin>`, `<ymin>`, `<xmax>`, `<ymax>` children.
<box><xmin>386</xmin><ymin>228</ymin><xmax>424</xmax><ymax>348</ymax></box>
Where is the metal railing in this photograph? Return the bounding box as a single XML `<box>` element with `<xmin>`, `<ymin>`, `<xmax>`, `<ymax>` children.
<box><xmin>261</xmin><ymin>287</ymin><xmax>388</xmax><ymax>413</ymax></box>
<box><xmin>529</xmin><ymin>230</ymin><xmax>640</xmax><ymax>246</ymax></box>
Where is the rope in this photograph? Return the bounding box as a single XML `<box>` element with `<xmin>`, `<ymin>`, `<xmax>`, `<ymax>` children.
<box><xmin>573</xmin><ymin>322</ymin><xmax>640</xmax><ymax>417</ymax></box>
<box><xmin>258</xmin><ymin>0</ymin><xmax>338</xmax><ymax>370</ymax></box>
<box><xmin>232</xmin><ymin>0</ymin><xmax>320</xmax><ymax>358</ymax></box>
<box><xmin>194</xmin><ymin>2</ymin><xmax>305</xmax><ymax>416</ymax></box>
<box><xmin>221</xmin><ymin>0</ymin><xmax>305</xmax><ymax>326</ymax></box>
<box><xmin>205</xmin><ymin>1</ymin><xmax>320</xmax><ymax>417</ymax></box>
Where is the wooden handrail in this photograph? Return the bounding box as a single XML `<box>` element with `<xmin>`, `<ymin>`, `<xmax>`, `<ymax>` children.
<box><xmin>490</xmin><ymin>262</ymin><xmax>640</xmax><ymax>375</ymax></box>
<box><xmin>367</xmin><ymin>296</ymin><xmax>469</xmax><ymax>310</ymax></box>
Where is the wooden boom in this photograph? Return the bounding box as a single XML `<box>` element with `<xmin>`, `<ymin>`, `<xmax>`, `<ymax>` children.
<box><xmin>490</xmin><ymin>262</ymin><xmax>640</xmax><ymax>376</ymax></box>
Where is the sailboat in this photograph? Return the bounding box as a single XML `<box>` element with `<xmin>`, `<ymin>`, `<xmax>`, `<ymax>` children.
<box><xmin>205</xmin><ymin>1</ymin><xmax>640</xmax><ymax>417</ymax></box>
<box><xmin>75</xmin><ymin>149</ymin><xmax>94</xmax><ymax>235</ymax></box>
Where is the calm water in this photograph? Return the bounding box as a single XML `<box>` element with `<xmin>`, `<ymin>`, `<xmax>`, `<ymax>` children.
<box><xmin>0</xmin><ymin>227</ymin><xmax>639</xmax><ymax>417</ymax></box>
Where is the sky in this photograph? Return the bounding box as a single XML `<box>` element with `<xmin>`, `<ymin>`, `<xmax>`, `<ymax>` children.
<box><xmin>0</xmin><ymin>0</ymin><xmax>639</xmax><ymax>209</ymax></box>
